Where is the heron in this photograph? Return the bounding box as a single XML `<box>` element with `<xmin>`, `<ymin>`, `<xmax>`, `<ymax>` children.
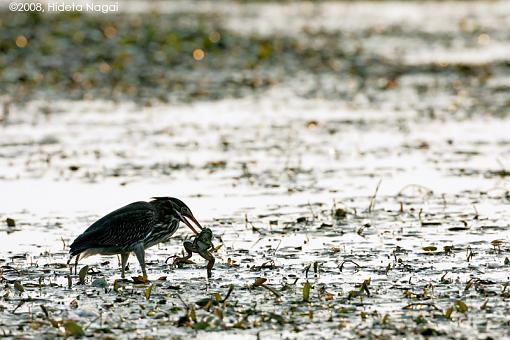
<box><xmin>69</xmin><ymin>197</ymin><xmax>203</xmax><ymax>279</ymax></box>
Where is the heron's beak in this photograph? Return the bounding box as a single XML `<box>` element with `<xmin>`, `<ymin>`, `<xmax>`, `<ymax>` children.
<box><xmin>181</xmin><ymin>214</ymin><xmax>203</xmax><ymax>235</ymax></box>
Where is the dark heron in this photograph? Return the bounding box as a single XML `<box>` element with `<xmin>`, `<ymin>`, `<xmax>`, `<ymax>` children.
<box><xmin>69</xmin><ymin>197</ymin><xmax>202</xmax><ymax>279</ymax></box>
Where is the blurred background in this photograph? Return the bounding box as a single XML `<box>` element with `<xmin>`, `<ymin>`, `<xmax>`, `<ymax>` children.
<box><xmin>2</xmin><ymin>1</ymin><xmax>509</xmax><ymax>213</ymax></box>
<box><xmin>2</xmin><ymin>1</ymin><xmax>509</xmax><ymax>108</ymax></box>
<box><xmin>0</xmin><ymin>1</ymin><xmax>509</xmax><ymax>107</ymax></box>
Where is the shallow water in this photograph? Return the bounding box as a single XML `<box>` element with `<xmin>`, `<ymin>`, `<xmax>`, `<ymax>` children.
<box><xmin>1</xmin><ymin>96</ymin><xmax>510</xmax><ymax>338</ymax></box>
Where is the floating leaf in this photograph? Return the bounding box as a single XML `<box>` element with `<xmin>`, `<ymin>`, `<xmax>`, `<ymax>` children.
<box><xmin>480</xmin><ymin>299</ymin><xmax>488</xmax><ymax>310</ymax></box>
<box><xmin>253</xmin><ymin>277</ymin><xmax>267</xmax><ymax>287</ymax></box>
<box><xmin>421</xmin><ymin>221</ymin><xmax>441</xmax><ymax>226</ymax></box>
<box><xmin>113</xmin><ymin>279</ymin><xmax>120</xmax><ymax>292</ymax></box>
<box><xmin>403</xmin><ymin>290</ymin><xmax>416</xmax><ymax>298</ymax></box>
<box><xmin>269</xmin><ymin>312</ymin><xmax>285</xmax><ymax>324</ymax></box>
<box><xmin>203</xmin><ymin>299</ymin><xmax>213</xmax><ymax>311</ymax></box>
<box><xmin>422</xmin><ymin>246</ymin><xmax>437</xmax><ymax>252</ymax></box>
<box><xmin>196</xmin><ymin>298</ymin><xmax>213</xmax><ymax>307</ymax></box>
<box><xmin>491</xmin><ymin>240</ymin><xmax>504</xmax><ymax>247</ymax></box>
<box><xmin>5</xmin><ymin>218</ymin><xmax>16</xmax><ymax>227</ymax></box>
<box><xmin>232</xmin><ymin>320</ymin><xmax>248</xmax><ymax>329</ymax></box>
<box><xmin>194</xmin><ymin>321</ymin><xmax>209</xmax><ymax>330</ymax></box>
<box><xmin>91</xmin><ymin>278</ymin><xmax>107</xmax><ymax>288</ymax></box>
<box><xmin>69</xmin><ymin>299</ymin><xmax>78</xmax><ymax>309</ymax></box>
<box><xmin>132</xmin><ymin>275</ymin><xmax>150</xmax><ymax>284</ymax></box>
<box><xmin>205</xmin><ymin>160</ymin><xmax>226</xmax><ymax>169</ymax></box>
<box><xmin>360</xmin><ymin>278</ymin><xmax>371</xmax><ymax>296</ymax></box>
<box><xmin>63</xmin><ymin>320</ymin><xmax>84</xmax><ymax>337</ymax></box>
<box><xmin>443</xmin><ymin>246</ymin><xmax>454</xmax><ymax>253</ymax></box>
<box><xmin>465</xmin><ymin>279</ymin><xmax>475</xmax><ymax>291</ymax></box>
<box><xmin>303</xmin><ymin>281</ymin><xmax>311</xmax><ymax>302</ymax></box>
<box><xmin>144</xmin><ymin>284</ymin><xmax>153</xmax><ymax>300</ymax></box>
<box><xmin>214</xmin><ymin>292</ymin><xmax>222</xmax><ymax>302</ymax></box>
<box><xmin>306</xmin><ymin>120</ymin><xmax>318</xmax><ymax>128</ymax></box>
<box><xmin>78</xmin><ymin>265</ymin><xmax>89</xmax><ymax>284</ymax></box>
<box><xmin>421</xmin><ymin>327</ymin><xmax>442</xmax><ymax>336</ymax></box>
<box><xmin>334</xmin><ymin>208</ymin><xmax>347</xmax><ymax>220</ymax></box>
<box><xmin>445</xmin><ymin>306</ymin><xmax>453</xmax><ymax>319</ymax></box>
<box><xmin>189</xmin><ymin>307</ymin><xmax>196</xmax><ymax>322</ymax></box>
<box><xmin>14</xmin><ymin>281</ymin><xmax>25</xmax><ymax>294</ymax></box>
<box><xmin>455</xmin><ymin>300</ymin><xmax>468</xmax><ymax>313</ymax></box>
<box><xmin>348</xmin><ymin>290</ymin><xmax>359</xmax><ymax>299</ymax></box>
<box><xmin>448</xmin><ymin>226</ymin><xmax>469</xmax><ymax>231</ymax></box>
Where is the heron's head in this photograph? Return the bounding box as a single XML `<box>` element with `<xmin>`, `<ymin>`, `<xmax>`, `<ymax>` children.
<box><xmin>152</xmin><ymin>197</ymin><xmax>203</xmax><ymax>234</ymax></box>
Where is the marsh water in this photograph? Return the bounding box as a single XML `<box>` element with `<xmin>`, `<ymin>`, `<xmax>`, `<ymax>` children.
<box><xmin>1</xmin><ymin>1</ymin><xmax>510</xmax><ymax>338</ymax></box>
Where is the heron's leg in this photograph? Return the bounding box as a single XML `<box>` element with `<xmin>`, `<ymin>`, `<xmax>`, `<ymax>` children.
<box><xmin>74</xmin><ymin>254</ymin><xmax>80</xmax><ymax>275</ymax></box>
<box><xmin>120</xmin><ymin>253</ymin><xmax>130</xmax><ymax>278</ymax></box>
<box><xmin>133</xmin><ymin>244</ymin><xmax>147</xmax><ymax>279</ymax></box>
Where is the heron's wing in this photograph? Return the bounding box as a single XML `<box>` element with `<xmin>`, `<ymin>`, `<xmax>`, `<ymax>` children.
<box><xmin>70</xmin><ymin>201</ymin><xmax>157</xmax><ymax>255</ymax></box>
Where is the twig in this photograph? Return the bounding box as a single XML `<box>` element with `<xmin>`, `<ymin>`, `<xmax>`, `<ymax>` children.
<box><xmin>307</xmin><ymin>201</ymin><xmax>317</xmax><ymax>221</ymax></box>
<box><xmin>303</xmin><ymin>264</ymin><xmax>311</xmax><ymax>278</ymax></box>
<box><xmin>221</xmin><ymin>284</ymin><xmax>234</xmax><ymax>303</ymax></box>
<box><xmin>403</xmin><ymin>302</ymin><xmax>440</xmax><ymax>311</ymax></box>
<box><xmin>83</xmin><ymin>312</ymin><xmax>102</xmax><ymax>331</ymax></box>
<box><xmin>175</xmin><ymin>293</ymin><xmax>189</xmax><ymax>309</ymax></box>
<box><xmin>271</xmin><ymin>239</ymin><xmax>282</xmax><ymax>256</ymax></box>
<box><xmin>339</xmin><ymin>260</ymin><xmax>360</xmax><ymax>272</ymax></box>
<box><xmin>368</xmin><ymin>179</ymin><xmax>382</xmax><ymax>212</ymax></box>
<box><xmin>472</xmin><ymin>204</ymin><xmax>479</xmax><ymax>219</ymax></box>
<box><xmin>250</xmin><ymin>237</ymin><xmax>264</xmax><ymax>249</ymax></box>
<box><xmin>261</xmin><ymin>284</ymin><xmax>281</xmax><ymax>298</ymax></box>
